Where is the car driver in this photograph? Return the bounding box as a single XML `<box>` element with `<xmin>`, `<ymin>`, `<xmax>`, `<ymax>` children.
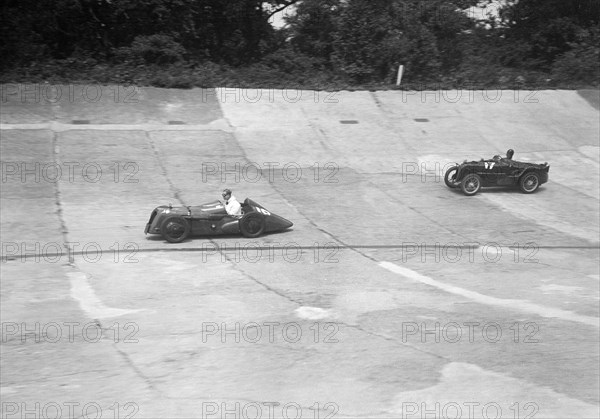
<box><xmin>221</xmin><ymin>189</ymin><xmax>242</xmax><ymax>216</ymax></box>
<box><xmin>493</xmin><ymin>149</ymin><xmax>515</xmax><ymax>164</ymax></box>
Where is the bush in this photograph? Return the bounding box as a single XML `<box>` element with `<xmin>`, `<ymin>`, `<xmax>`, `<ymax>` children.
<box><xmin>552</xmin><ymin>42</ymin><xmax>600</xmax><ymax>86</ymax></box>
<box><xmin>113</xmin><ymin>35</ymin><xmax>186</xmax><ymax>65</ymax></box>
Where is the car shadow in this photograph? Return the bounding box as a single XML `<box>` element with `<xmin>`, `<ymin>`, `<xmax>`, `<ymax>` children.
<box><xmin>444</xmin><ymin>185</ymin><xmax>548</xmax><ymax>196</ymax></box>
<box><xmin>144</xmin><ymin>229</ymin><xmax>295</xmax><ymax>244</ymax></box>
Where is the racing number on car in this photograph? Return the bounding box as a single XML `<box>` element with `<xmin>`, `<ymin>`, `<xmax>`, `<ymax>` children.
<box><xmin>255</xmin><ymin>207</ymin><xmax>271</xmax><ymax>216</ymax></box>
<box><xmin>484</xmin><ymin>162</ymin><xmax>496</xmax><ymax>169</ymax></box>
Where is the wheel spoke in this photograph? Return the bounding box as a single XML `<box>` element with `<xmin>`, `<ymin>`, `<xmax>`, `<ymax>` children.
<box><xmin>523</xmin><ymin>174</ymin><xmax>538</xmax><ymax>191</ymax></box>
<box><xmin>461</xmin><ymin>174</ymin><xmax>480</xmax><ymax>195</ymax></box>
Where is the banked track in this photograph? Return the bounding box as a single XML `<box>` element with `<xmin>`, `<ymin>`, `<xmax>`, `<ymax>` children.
<box><xmin>1</xmin><ymin>86</ymin><xmax>598</xmax><ymax>417</ymax></box>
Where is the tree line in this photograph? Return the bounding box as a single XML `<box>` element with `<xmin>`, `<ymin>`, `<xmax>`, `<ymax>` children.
<box><xmin>1</xmin><ymin>0</ymin><xmax>597</xmax><ymax>87</ymax></box>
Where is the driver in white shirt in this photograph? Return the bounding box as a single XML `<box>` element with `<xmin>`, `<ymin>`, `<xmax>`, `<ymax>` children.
<box><xmin>221</xmin><ymin>189</ymin><xmax>242</xmax><ymax>216</ymax></box>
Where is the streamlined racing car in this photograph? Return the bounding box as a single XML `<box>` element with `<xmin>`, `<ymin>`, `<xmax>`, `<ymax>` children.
<box><xmin>444</xmin><ymin>150</ymin><xmax>549</xmax><ymax>196</ymax></box>
<box><xmin>145</xmin><ymin>198</ymin><xmax>293</xmax><ymax>243</ymax></box>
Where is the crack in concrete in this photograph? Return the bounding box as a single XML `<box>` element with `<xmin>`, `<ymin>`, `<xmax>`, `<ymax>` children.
<box><xmin>48</xmin><ymin>129</ymin><xmax>163</xmax><ymax>398</ymax></box>
<box><xmin>218</xmin><ymin>252</ymin><xmax>449</xmax><ymax>362</ymax></box>
<box><xmin>369</xmin><ymin>91</ymin><xmax>419</xmax><ymax>154</ymax></box>
<box><xmin>209</xmin><ymin>120</ymin><xmax>451</xmax><ymax>364</ymax></box>
<box><xmin>114</xmin><ymin>346</ymin><xmax>162</xmax><ymax>396</ymax></box>
<box><xmin>51</xmin><ymin>131</ymin><xmax>71</xmax><ymax>254</ymax></box>
<box><xmin>145</xmin><ymin>131</ymin><xmax>187</xmax><ymax>206</ymax></box>
<box><xmin>218</xmin><ymin>253</ymin><xmax>304</xmax><ymax>306</ymax></box>
<box><xmin>302</xmin><ymin>107</ymin><xmax>333</xmax><ymax>152</ymax></box>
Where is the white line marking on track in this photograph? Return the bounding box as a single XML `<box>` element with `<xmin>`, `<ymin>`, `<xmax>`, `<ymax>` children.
<box><xmin>69</xmin><ymin>271</ymin><xmax>140</xmax><ymax>319</ymax></box>
<box><xmin>295</xmin><ymin>306</ymin><xmax>332</xmax><ymax>320</ymax></box>
<box><xmin>379</xmin><ymin>261</ymin><xmax>599</xmax><ymax>328</ymax></box>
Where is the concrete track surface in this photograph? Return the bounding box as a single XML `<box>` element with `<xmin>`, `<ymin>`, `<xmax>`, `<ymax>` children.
<box><xmin>1</xmin><ymin>85</ymin><xmax>599</xmax><ymax>418</ymax></box>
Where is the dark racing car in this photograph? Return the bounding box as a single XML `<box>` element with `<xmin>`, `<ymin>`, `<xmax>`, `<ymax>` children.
<box><xmin>145</xmin><ymin>198</ymin><xmax>293</xmax><ymax>243</ymax></box>
<box><xmin>444</xmin><ymin>149</ymin><xmax>549</xmax><ymax>196</ymax></box>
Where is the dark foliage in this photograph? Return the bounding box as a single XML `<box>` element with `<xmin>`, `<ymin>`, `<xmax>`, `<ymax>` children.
<box><xmin>1</xmin><ymin>0</ymin><xmax>598</xmax><ymax>88</ymax></box>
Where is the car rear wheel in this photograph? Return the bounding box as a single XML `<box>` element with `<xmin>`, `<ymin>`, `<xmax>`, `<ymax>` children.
<box><xmin>161</xmin><ymin>215</ymin><xmax>190</xmax><ymax>243</ymax></box>
<box><xmin>519</xmin><ymin>172</ymin><xmax>540</xmax><ymax>193</ymax></box>
<box><xmin>444</xmin><ymin>166</ymin><xmax>459</xmax><ymax>188</ymax></box>
<box><xmin>240</xmin><ymin>212</ymin><xmax>265</xmax><ymax>238</ymax></box>
<box><xmin>461</xmin><ymin>173</ymin><xmax>482</xmax><ymax>196</ymax></box>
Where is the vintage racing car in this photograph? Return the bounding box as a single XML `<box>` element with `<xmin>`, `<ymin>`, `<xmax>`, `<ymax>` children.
<box><xmin>145</xmin><ymin>198</ymin><xmax>293</xmax><ymax>243</ymax></box>
<box><xmin>444</xmin><ymin>150</ymin><xmax>549</xmax><ymax>196</ymax></box>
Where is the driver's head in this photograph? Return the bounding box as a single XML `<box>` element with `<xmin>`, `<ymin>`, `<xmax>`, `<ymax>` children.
<box><xmin>222</xmin><ymin>189</ymin><xmax>232</xmax><ymax>200</ymax></box>
<box><xmin>506</xmin><ymin>149</ymin><xmax>514</xmax><ymax>159</ymax></box>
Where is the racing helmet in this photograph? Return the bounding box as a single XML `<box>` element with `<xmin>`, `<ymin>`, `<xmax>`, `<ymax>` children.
<box><xmin>506</xmin><ymin>149</ymin><xmax>514</xmax><ymax>159</ymax></box>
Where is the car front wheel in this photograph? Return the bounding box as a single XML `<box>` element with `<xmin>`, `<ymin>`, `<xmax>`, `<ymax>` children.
<box><xmin>519</xmin><ymin>172</ymin><xmax>540</xmax><ymax>193</ymax></box>
<box><xmin>444</xmin><ymin>166</ymin><xmax>459</xmax><ymax>188</ymax></box>
<box><xmin>161</xmin><ymin>215</ymin><xmax>190</xmax><ymax>243</ymax></box>
<box><xmin>461</xmin><ymin>173</ymin><xmax>482</xmax><ymax>196</ymax></box>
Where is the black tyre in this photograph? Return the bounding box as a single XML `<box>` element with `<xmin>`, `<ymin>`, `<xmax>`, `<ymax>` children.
<box><xmin>444</xmin><ymin>166</ymin><xmax>459</xmax><ymax>188</ymax></box>
<box><xmin>461</xmin><ymin>173</ymin><xmax>482</xmax><ymax>196</ymax></box>
<box><xmin>240</xmin><ymin>212</ymin><xmax>265</xmax><ymax>238</ymax></box>
<box><xmin>161</xmin><ymin>215</ymin><xmax>190</xmax><ymax>243</ymax></box>
<box><xmin>519</xmin><ymin>172</ymin><xmax>540</xmax><ymax>194</ymax></box>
